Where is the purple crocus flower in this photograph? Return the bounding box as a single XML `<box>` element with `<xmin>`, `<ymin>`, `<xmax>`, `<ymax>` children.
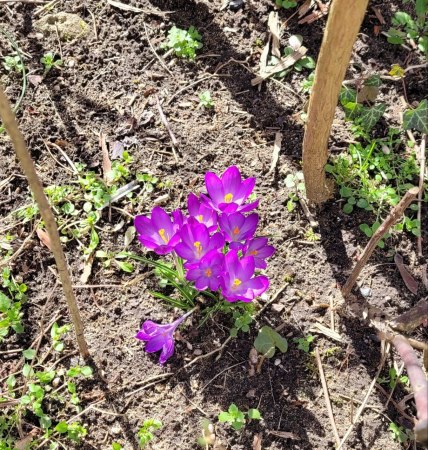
<box><xmin>136</xmin><ymin>309</ymin><xmax>193</xmax><ymax>364</ymax></box>
<box><xmin>242</xmin><ymin>237</ymin><xmax>275</xmax><ymax>269</ymax></box>
<box><xmin>134</xmin><ymin>206</ymin><xmax>181</xmax><ymax>255</ymax></box>
<box><xmin>220</xmin><ymin>250</ymin><xmax>269</xmax><ymax>302</ymax></box>
<box><xmin>218</xmin><ymin>212</ymin><xmax>259</xmax><ymax>249</ymax></box>
<box><xmin>201</xmin><ymin>166</ymin><xmax>259</xmax><ymax>213</ymax></box>
<box><xmin>134</xmin><ymin>206</ymin><xmax>180</xmax><ymax>255</ymax></box>
<box><xmin>186</xmin><ymin>249</ymin><xmax>224</xmax><ymax>291</ymax></box>
<box><xmin>175</xmin><ymin>219</ymin><xmax>224</xmax><ymax>266</ymax></box>
<box><xmin>187</xmin><ymin>193</ymin><xmax>218</xmax><ymax>232</ymax></box>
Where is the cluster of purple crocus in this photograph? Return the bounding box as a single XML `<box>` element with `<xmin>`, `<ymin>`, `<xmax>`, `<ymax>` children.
<box><xmin>134</xmin><ymin>166</ymin><xmax>275</xmax><ymax>364</ymax></box>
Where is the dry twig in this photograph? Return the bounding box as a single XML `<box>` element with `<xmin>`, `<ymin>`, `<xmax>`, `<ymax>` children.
<box><xmin>0</xmin><ymin>83</ymin><xmax>89</xmax><ymax>358</ymax></box>
<box><xmin>342</xmin><ymin>186</ymin><xmax>419</xmax><ymax>297</ymax></box>
<box><xmin>416</xmin><ymin>134</ymin><xmax>426</xmax><ymax>257</ymax></box>
<box><xmin>155</xmin><ymin>95</ymin><xmax>179</xmax><ymax>162</ymax></box>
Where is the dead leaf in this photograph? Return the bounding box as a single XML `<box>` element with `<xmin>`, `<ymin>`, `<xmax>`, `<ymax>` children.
<box><xmin>124</xmin><ymin>226</ymin><xmax>136</xmax><ymax>248</ymax></box>
<box><xmin>371</xmin><ymin>6</ymin><xmax>386</xmax><ymax>24</ymax></box>
<box><xmin>268</xmin><ymin>12</ymin><xmax>281</xmax><ymax>58</ymax></box>
<box><xmin>394</xmin><ymin>253</ymin><xmax>419</xmax><ymax>294</ymax></box>
<box><xmin>268</xmin><ymin>132</ymin><xmax>282</xmax><ymax>174</ymax></box>
<box><xmin>268</xmin><ymin>430</ymin><xmax>300</xmax><ymax>440</ymax></box>
<box><xmin>253</xmin><ymin>433</ymin><xmax>262</xmax><ymax>450</ymax></box>
<box><xmin>298</xmin><ymin>0</ymin><xmax>313</xmax><ymax>18</ymax></box>
<box><xmin>111</xmin><ymin>141</ymin><xmax>125</xmax><ymax>159</ymax></box>
<box><xmin>36</xmin><ymin>228</ymin><xmax>52</xmax><ymax>251</ymax></box>
<box><xmin>356</xmin><ymin>85</ymin><xmax>379</xmax><ymax>103</ymax></box>
<box><xmin>81</xmin><ymin>253</ymin><xmax>94</xmax><ymax>284</ymax></box>
<box><xmin>99</xmin><ymin>132</ymin><xmax>112</xmax><ymax>181</ymax></box>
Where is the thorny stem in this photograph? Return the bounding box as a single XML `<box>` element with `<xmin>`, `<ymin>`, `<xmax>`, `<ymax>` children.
<box><xmin>0</xmin><ymin>83</ymin><xmax>90</xmax><ymax>358</ymax></box>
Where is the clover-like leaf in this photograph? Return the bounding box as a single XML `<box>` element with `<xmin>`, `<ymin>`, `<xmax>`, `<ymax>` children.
<box><xmin>254</xmin><ymin>326</ymin><xmax>288</xmax><ymax>358</ymax></box>
<box><xmin>403</xmin><ymin>99</ymin><xmax>428</xmax><ymax>134</ymax></box>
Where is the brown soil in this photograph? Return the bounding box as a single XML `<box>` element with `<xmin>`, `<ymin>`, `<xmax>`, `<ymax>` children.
<box><xmin>0</xmin><ymin>1</ymin><xmax>427</xmax><ymax>449</ymax></box>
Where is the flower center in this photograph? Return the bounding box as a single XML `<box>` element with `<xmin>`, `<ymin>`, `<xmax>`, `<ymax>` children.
<box><xmin>205</xmin><ymin>268</ymin><xmax>212</xmax><ymax>277</ymax></box>
<box><xmin>194</xmin><ymin>241</ymin><xmax>203</xmax><ymax>255</ymax></box>
<box><xmin>232</xmin><ymin>226</ymin><xmax>240</xmax><ymax>236</ymax></box>
<box><xmin>197</xmin><ymin>214</ymin><xmax>204</xmax><ymax>222</ymax></box>
<box><xmin>224</xmin><ymin>193</ymin><xmax>233</xmax><ymax>203</ymax></box>
<box><xmin>158</xmin><ymin>228</ymin><xmax>169</xmax><ymax>244</ymax></box>
<box><xmin>233</xmin><ymin>278</ymin><xmax>242</xmax><ymax>287</ymax></box>
<box><xmin>249</xmin><ymin>250</ymin><xmax>258</xmax><ymax>256</ymax></box>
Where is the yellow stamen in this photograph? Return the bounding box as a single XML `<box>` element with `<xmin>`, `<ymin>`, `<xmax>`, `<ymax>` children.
<box><xmin>205</xmin><ymin>268</ymin><xmax>212</xmax><ymax>277</ymax></box>
<box><xmin>224</xmin><ymin>193</ymin><xmax>233</xmax><ymax>203</ymax></box>
<box><xmin>233</xmin><ymin>278</ymin><xmax>242</xmax><ymax>287</ymax></box>
<box><xmin>197</xmin><ymin>214</ymin><xmax>204</xmax><ymax>222</ymax></box>
<box><xmin>249</xmin><ymin>250</ymin><xmax>258</xmax><ymax>256</ymax></box>
<box><xmin>233</xmin><ymin>226</ymin><xmax>240</xmax><ymax>235</ymax></box>
<box><xmin>194</xmin><ymin>241</ymin><xmax>202</xmax><ymax>255</ymax></box>
<box><xmin>158</xmin><ymin>228</ymin><xmax>168</xmax><ymax>243</ymax></box>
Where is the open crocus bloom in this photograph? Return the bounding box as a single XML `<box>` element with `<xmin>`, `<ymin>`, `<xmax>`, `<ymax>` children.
<box><xmin>220</xmin><ymin>250</ymin><xmax>269</xmax><ymax>302</ymax></box>
<box><xmin>218</xmin><ymin>212</ymin><xmax>259</xmax><ymax>249</ymax></box>
<box><xmin>136</xmin><ymin>310</ymin><xmax>193</xmax><ymax>364</ymax></box>
<box><xmin>174</xmin><ymin>219</ymin><xmax>224</xmax><ymax>267</ymax></box>
<box><xmin>187</xmin><ymin>193</ymin><xmax>218</xmax><ymax>232</ymax></box>
<box><xmin>186</xmin><ymin>249</ymin><xmax>224</xmax><ymax>291</ymax></box>
<box><xmin>242</xmin><ymin>237</ymin><xmax>275</xmax><ymax>269</ymax></box>
<box><xmin>134</xmin><ymin>206</ymin><xmax>180</xmax><ymax>255</ymax></box>
<box><xmin>201</xmin><ymin>165</ymin><xmax>259</xmax><ymax>213</ymax></box>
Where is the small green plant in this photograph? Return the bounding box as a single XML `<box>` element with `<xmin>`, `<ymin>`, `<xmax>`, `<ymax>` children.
<box><xmin>283</xmin><ymin>171</ymin><xmax>305</xmax><ymax>212</ymax></box>
<box><xmin>276</xmin><ymin>0</ymin><xmax>297</xmax><ymax>9</ymax></box>
<box><xmin>40</xmin><ymin>52</ymin><xmax>63</xmax><ymax>73</ymax></box>
<box><xmin>403</xmin><ymin>99</ymin><xmax>428</xmax><ymax>134</ymax></box>
<box><xmin>293</xmin><ymin>335</ymin><xmax>315</xmax><ymax>353</ymax></box>
<box><xmin>0</xmin><ymin>268</ymin><xmax>27</xmax><ymax>340</ymax></box>
<box><xmin>388</xmin><ymin>422</ymin><xmax>413</xmax><ymax>443</ymax></box>
<box><xmin>218</xmin><ymin>404</ymin><xmax>261</xmax><ymax>431</ymax></box>
<box><xmin>112</xmin><ymin>443</ymin><xmax>123</xmax><ymax>450</ymax></box>
<box><xmin>304</xmin><ymin>228</ymin><xmax>320</xmax><ymax>242</ymax></box>
<box><xmin>378</xmin><ymin>367</ymin><xmax>409</xmax><ymax>389</ymax></box>
<box><xmin>254</xmin><ymin>326</ymin><xmax>288</xmax><ymax>358</ymax></box>
<box><xmin>3</xmin><ymin>55</ymin><xmax>23</xmax><ymax>73</ymax></box>
<box><xmin>199</xmin><ymin>91</ymin><xmax>214</xmax><ymax>109</ymax></box>
<box><xmin>55</xmin><ymin>421</ymin><xmax>87</xmax><ymax>442</ymax></box>
<box><xmin>229</xmin><ymin>309</ymin><xmax>253</xmax><ymax>337</ymax></box>
<box><xmin>385</xmin><ymin>3</ymin><xmax>428</xmax><ymax>56</ymax></box>
<box><xmin>137</xmin><ymin>419</ymin><xmax>163</xmax><ymax>448</ymax></box>
<box><xmin>301</xmin><ymin>72</ymin><xmax>315</xmax><ymax>93</ymax></box>
<box><xmin>51</xmin><ymin>322</ymin><xmax>71</xmax><ymax>352</ymax></box>
<box><xmin>95</xmin><ymin>250</ymin><xmax>135</xmax><ymax>273</ymax></box>
<box><xmin>162</xmin><ymin>26</ymin><xmax>202</xmax><ymax>60</ymax></box>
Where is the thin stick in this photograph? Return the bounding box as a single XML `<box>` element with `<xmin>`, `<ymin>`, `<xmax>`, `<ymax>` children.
<box><xmin>392</xmin><ymin>335</ymin><xmax>428</xmax><ymax>444</ymax></box>
<box><xmin>337</xmin><ymin>342</ymin><xmax>389</xmax><ymax>450</ymax></box>
<box><xmin>155</xmin><ymin>95</ymin><xmax>178</xmax><ymax>162</ymax></box>
<box><xmin>342</xmin><ymin>186</ymin><xmax>419</xmax><ymax>297</ymax></box>
<box><xmin>417</xmin><ymin>134</ymin><xmax>426</xmax><ymax>257</ymax></box>
<box><xmin>0</xmin><ymin>84</ymin><xmax>90</xmax><ymax>358</ymax></box>
<box><xmin>143</xmin><ymin>22</ymin><xmax>173</xmax><ymax>76</ymax></box>
<box><xmin>315</xmin><ymin>347</ymin><xmax>341</xmax><ymax>446</ymax></box>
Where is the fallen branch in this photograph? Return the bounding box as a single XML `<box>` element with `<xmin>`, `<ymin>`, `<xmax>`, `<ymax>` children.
<box><xmin>342</xmin><ymin>186</ymin><xmax>419</xmax><ymax>297</ymax></box>
<box><xmin>0</xmin><ymin>83</ymin><xmax>90</xmax><ymax>358</ymax></box>
<box><xmin>392</xmin><ymin>335</ymin><xmax>428</xmax><ymax>444</ymax></box>
<box><xmin>417</xmin><ymin>134</ymin><xmax>426</xmax><ymax>257</ymax></box>
<box><xmin>315</xmin><ymin>347</ymin><xmax>341</xmax><ymax>447</ymax></box>
<box><xmin>389</xmin><ymin>299</ymin><xmax>428</xmax><ymax>333</ymax></box>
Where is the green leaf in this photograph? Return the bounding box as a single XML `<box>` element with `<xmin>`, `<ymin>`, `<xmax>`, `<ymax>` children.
<box><xmin>403</xmin><ymin>100</ymin><xmax>428</xmax><ymax>133</ymax></box>
<box><xmin>80</xmin><ymin>366</ymin><xmax>93</xmax><ymax>377</ymax></box>
<box><xmin>40</xmin><ymin>415</ymin><xmax>52</xmax><ymax>429</ymax></box>
<box><xmin>23</xmin><ymin>348</ymin><xmax>36</xmax><ymax>360</ymax></box>
<box><xmin>254</xmin><ymin>326</ymin><xmax>288</xmax><ymax>358</ymax></box>
<box><xmin>112</xmin><ymin>444</ymin><xmax>123</xmax><ymax>450</ymax></box>
<box><xmin>23</xmin><ymin>364</ymin><xmax>33</xmax><ymax>378</ymax></box>
<box><xmin>218</xmin><ymin>412</ymin><xmax>232</xmax><ymax>422</ymax></box>
<box><xmin>343</xmin><ymin>203</ymin><xmax>353</xmax><ymax>214</ymax></box>
<box><xmin>55</xmin><ymin>421</ymin><xmax>69</xmax><ymax>434</ymax></box>
<box><xmin>339</xmin><ymin>87</ymin><xmax>357</xmax><ymax>106</ymax></box>
<box><xmin>359</xmin><ymin>223</ymin><xmax>373</xmax><ymax>237</ymax></box>
<box><xmin>364</xmin><ymin>75</ymin><xmax>382</xmax><ymax>87</ymax></box>
<box><xmin>356</xmin><ymin>198</ymin><xmax>369</xmax><ymax>209</ymax></box>
<box><xmin>386</xmin><ymin>28</ymin><xmax>406</xmax><ymax>45</ymax></box>
<box><xmin>339</xmin><ymin>186</ymin><xmax>353</xmax><ymax>198</ymax></box>
<box><xmin>358</xmin><ymin>104</ymin><xmax>386</xmax><ymax>130</ymax></box>
<box><xmin>248</xmin><ymin>409</ymin><xmax>262</xmax><ymax>420</ymax></box>
<box><xmin>0</xmin><ymin>292</ymin><xmax>11</xmax><ymax>312</ymax></box>
<box><xmin>115</xmin><ymin>260</ymin><xmax>134</xmax><ymax>273</ymax></box>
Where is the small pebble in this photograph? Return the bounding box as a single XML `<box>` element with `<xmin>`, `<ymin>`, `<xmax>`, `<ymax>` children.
<box><xmin>274</xmin><ymin>358</ymin><xmax>281</xmax><ymax>366</ymax></box>
<box><xmin>193</xmin><ymin>349</ymin><xmax>202</xmax><ymax>356</ymax></box>
<box><xmin>111</xmin><ymin>426</ymin><xmax>121</xmax><ymax>435</ymax></box>
<box><xmin>360</xmin><ymin>287</ymin><xmax>372</xmax><ymax>297</ymax></box>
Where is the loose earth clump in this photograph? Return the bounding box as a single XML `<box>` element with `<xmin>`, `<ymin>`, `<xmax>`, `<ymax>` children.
<box><xmin>0</xmin><ymin>1</ymin><xmax>427</xmax><ymax>449</ymax></box>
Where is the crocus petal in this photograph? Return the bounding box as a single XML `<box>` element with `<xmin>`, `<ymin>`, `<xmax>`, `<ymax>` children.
<box><xmin>218</xmin><ymin>202</ymin><xmax>239</xmax><ymax>213</ymax></box>
<box><xmin>134</xmin><ymin>215</ymin><xmax>155</xmax><ymax>235</ymax></box>
<box><xmin>151</xmin><ymin>207</ymin><xmax>173</xmax><ymax>236</ymax></box>
<box><xmin>205</xmin><ymin>172</ymin><xmax>224</xmax><ymax>205</ymax></box>
<box><xmin>234</xmin><ymin>177</ymin><xmax>256</xmax><ymax>203</ymax></box>
<box><xmin>208</xmin><ymin>232</ymin><xmax>225</xmax><ymax>251</ymax></box>
<box><xmin>240</xmin><ymin>213</ymin><xmax>259</xmax><ymax>237</ymax></box>
<box><xmin>187</xmin><ymin>192</ymin><xmax>200</xmax><ymax>216</ymax></box>
<box><xmin>159</xmin><ymin>339</ymin><xmax>175</xmax><ymax>364</ymax></box>
<box><xmin>221</xmin><ymin>166</ymin><xmax>241</xmax><ymax>197</ymax></box>
<box><xmin>175</xmin><ymin>242</ymin><xmax>197</xmax><ymax>261</ymax></box>
<box><xmin>245</xmin><ymin>275</ymin><xmax>269</xmax><ymax>296</ymax></box>
<box><xmin>237</xmin><ymin>199</ymin><xmax>259</xmax><ymax>213</ymax></box>
<box><xmin>144</xmin><ymin>334</ymin><xmax>166</xmax><ymax>353</ymax></box>
<box><xmin>238</xmin><ymin>255</ymin><xmax>255</xmax><ymax>281</ymax></box>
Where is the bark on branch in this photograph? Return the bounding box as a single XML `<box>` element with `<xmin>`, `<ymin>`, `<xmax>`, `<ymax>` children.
<box><xmin>0</xmin><ymin>83</ymin><xmax>90</xmax><ymax>358</ymax></box>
